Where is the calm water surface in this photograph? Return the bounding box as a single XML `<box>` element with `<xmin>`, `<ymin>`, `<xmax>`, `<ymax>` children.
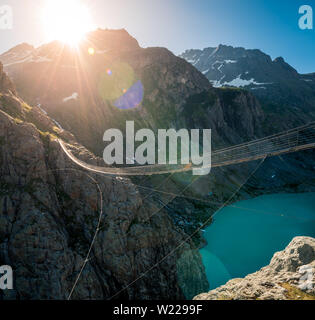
<box><xmin>200</xmin><ymin>193</ymin><xmax>315</xmax><ymax>289</ymax></box>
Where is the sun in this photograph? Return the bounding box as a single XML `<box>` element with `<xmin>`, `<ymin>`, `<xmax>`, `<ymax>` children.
<box><xmin>42</xmin><ymin>0</ymin><xmax>95</xmax><ymax>46</ymax></box>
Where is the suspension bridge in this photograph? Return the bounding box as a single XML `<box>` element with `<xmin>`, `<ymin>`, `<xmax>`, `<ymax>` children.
<box><xmin>59</xmin><ymin>121</ymin><xmax>315</xmax><ymax>176</ymax></box>
<box><xmin>61</xmin><ymin>121</ymin><xmax>315</xmax><ymax>300</ymax></box>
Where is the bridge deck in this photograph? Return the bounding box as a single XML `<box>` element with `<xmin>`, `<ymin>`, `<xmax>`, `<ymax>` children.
<box><xmin>59</xmin><ymin>122</ymin><xmax>315</xmax><ymax>176</ymax></box>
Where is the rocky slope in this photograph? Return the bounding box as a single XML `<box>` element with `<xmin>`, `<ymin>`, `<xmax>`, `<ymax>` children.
<box><xmin>194</xmin><ymin>236</ymin><xmax>315</xmax><ymax>300</ymax></box>
<box><xmin>0</xmin><ymin>63</ymin><xmax>208</xmax><ymax>299</ymax></box>
<box><xmin>0</xmin><ymin>31</ymin><xmax>314</xmax><ymax>299</ymax></box>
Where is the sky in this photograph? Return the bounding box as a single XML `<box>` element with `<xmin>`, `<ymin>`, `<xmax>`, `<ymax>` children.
<box><xmin>0</xmin><ymin>0</ymin><xmax>314</xmax><ymax>73</ymax></box>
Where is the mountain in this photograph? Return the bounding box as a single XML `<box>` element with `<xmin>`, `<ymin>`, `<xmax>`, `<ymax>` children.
<box><xmin>180</xmin><ymin>45</ymin><xmax>315</xmax><ymax>124</ymax></box>
<box><xmin>1</xmin><ymin>29</ymin><xmax>210</xmax><ymax>156</ymax></box>
<box><xmin>194</xmin><ymin>236</ymin><xmax>315</xmax><ymax>300</ymax></box>
<box><xmin>0</xmin><ymin>62</ymin><xmax>15</xmax><ymax>94</ymax></box>
<box><xmin>0</xmin><ymin>62</ymin><xmax>208</xmax><ymax>299</ymax></box>
<box><xmin>1</xmin><ymin>29</ymin><xmax>315</xmax><ymax>237</ymax></box>
<box><xmin>0</xmin><ymin>30</ymin><xmax>315</xmax><ymax>300</ymax></box>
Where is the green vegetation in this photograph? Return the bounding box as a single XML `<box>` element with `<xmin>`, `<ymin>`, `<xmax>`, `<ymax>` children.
<box><xmin>0</xmin><ymin>94</ymin><xmax>22</xmax><ymax>119</ymax></box>
<box><xmin>280</xmin><ymin>283</ymin><xmax>315</xmax><ymax>300</ymax></box>
<box><xmin>38</xmin><ymin>130</ymin><xmax>57</xmax><ymax>144</ymax></box>
<box><xmin>0</xmin><ymin>93</ymin><xmax>63</xmax><ymax>147</ymax></box>
<box><xmin>21</xmin><ymin>102</ymin><xmax>32</xmax><ymax>112</ymax></box>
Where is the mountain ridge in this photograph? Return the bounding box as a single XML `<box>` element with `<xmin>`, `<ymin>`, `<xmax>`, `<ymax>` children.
<box><xmin>180</xmin><ymin>44</ymin><xmax>315</xmax><ymax>133</ymax></box>
<box><xmin>0</xmin><ymin>30</ymin><xmax>315</xmax><ymax>300</ymax></box>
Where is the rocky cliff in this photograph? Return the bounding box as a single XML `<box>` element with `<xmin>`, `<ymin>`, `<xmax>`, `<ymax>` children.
<box><xmin>0</xmin><ymin>63</ymin><xmax>208</xmax><ymax>299</ymax></box>
<box><xmin>0</xmin><ymin>62</ymin><xmax>15</xmax><ymax>95</ymax></box>
<box><xmin>194</xmin><ymin>237</ymin><xmax>315</xmax><ymax>300</ymax></box>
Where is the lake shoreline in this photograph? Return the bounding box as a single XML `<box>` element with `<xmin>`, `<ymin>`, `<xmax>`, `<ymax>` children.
<box><xmin>199</xmin><ymin>192</ymin><xmax>315</xmax><ymax>290</ymax></box>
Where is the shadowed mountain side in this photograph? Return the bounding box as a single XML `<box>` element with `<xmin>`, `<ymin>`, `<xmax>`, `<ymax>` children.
<box><xmin>0</xmin><ymin>62</ymin><xmax>208</xmax><ymax>300</ymax></box>
<box><xmin>0</xmin><ymin>31</ymin><xmax>315</xmax><ymax>299</ymax></box>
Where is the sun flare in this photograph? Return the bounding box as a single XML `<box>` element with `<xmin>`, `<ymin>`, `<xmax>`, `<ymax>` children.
<box><xmin>42</xmin><ymin>0</ymin><xmax>95</xmax><ymax>46</ymax></box>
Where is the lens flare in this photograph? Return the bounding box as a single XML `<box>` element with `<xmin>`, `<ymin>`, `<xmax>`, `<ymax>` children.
<box><xmin>113</xmin><ymin>80</ymin><xmax>144</xmax><ymax>110</ymax></box>
<box><xmin>98</xmin><ymin>62</ymin><xmax>144</xmax><ymax>109</ymax></box>
<box><xmin>88</xmin><ymin>47</ymin><xmax>95</xmax><ymax>55</ymax></box>
<box><xmin>98</xmin><ymin>62</ymin><xmax>135</xmax><ymax>101</ymax></box>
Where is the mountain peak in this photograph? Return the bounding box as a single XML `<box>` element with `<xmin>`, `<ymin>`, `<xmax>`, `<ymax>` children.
<box><xmin>273</xmin><ymin>56</ymin><xmax>298</xmax><ymax>74</ymax></box>
<box><xmin>85</xmin><ymin>28</ymin><xmax>140</xmax><ymax>51</ymax></box>
<box><xmin>2</xmin><ymin>43</ymin><xmax>34</xmax><ymax>55</ymax></box>
<box><xmin>274</xmin><ymin>56</ymin><xmax>285</xmax><ymax>63</ymax></box>
<box><xmin>180</xmin><ymin>44</ymin><xmax>313</xmax><ymax>109</ymax></box>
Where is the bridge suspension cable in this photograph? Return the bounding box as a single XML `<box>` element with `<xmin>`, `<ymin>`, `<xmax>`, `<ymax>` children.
<box><xmin>59</xmin><ymin>121</ymin><xmax>315</xmax><ymax>176</ymax></box>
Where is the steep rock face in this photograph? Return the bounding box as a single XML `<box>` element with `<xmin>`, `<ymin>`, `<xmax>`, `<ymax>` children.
<box><xmin>0</xmin><ymin>62</ymin><xmax>15</xmax><ymax>94</ymax></box>
<box><xmin>181</xmin><ymin>88</ymin><xmax>265</xmax><ymax>148</ymax></box>
<box><xmin>180</xmin><ymin>45</ymin><xmax>315</xmax><ymax>123</ymax></box>
<box><xmin>194</xmin><ymin>237</ymin><xmax>315</xmax><ymax>300</ymax></box>
<box><xmin>0</xmin><ymin>68</ymin><xmax>208</xmax><ymax>299</ymax></box>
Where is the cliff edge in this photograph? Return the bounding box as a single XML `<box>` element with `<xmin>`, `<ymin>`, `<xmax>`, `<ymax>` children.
<box><xmin>194</xmin><ymin>236</ymin><xmax>315</xmax><ymax>300</ymax></box>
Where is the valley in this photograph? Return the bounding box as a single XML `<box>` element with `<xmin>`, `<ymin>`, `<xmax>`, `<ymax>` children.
<box><xmin>0</xmin><ymin>29</ymin><xmax>314</xmax><ymax>300</ymax></box>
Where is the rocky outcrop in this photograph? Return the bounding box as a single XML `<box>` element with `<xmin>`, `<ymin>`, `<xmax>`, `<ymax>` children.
<box><xmin>0</xmin><ymin>62</ymin><xmax>15</xmax><ymax>94</ymax></box>
<box><xmin>194</xmin><ymin>237</ymin><xmax>315</xmax><ymax>300</ymax></box>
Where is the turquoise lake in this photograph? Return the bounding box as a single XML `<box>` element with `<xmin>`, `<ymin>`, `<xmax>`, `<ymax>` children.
<box><xmin>200</xmin><ymin>193</ymin><xmax>315</xmax><ymax>289</ymax></box>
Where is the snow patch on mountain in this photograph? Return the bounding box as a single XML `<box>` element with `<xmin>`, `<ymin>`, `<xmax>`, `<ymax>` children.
<box><xmin>37</xmin><ymin>103</ymin><xmax>47</xmax><ymax>115</ymax></box>
<box><xmin>211</xmin><ymin>74</ymin><xmax>272</xmax><ymax>88</ymax></box>
<box><xmin>63</xmin><ymin>92</ymin><xmax>79</xmax><ymax>103</ymax></box>
<box><xmin>251</xmin><ymin>86</ymin><xmax>267</xmax><ymax>90</ymax></box>
<box><xmin>51</xmin><ymin>119</ymin><xmax>63</xmax><ymax>130</ymax></box>
<box><xmin>210</xmin><ymin>80</ymin><xmax>223</xmax><ymax>88</ymax></box>
<box><xmin>222</xmin><ymin>75</ymin><xmax>269</xmax><ymax>87</ymax></box>
<box><xmin>4</xmin><ymin>54</ymin><xmax>52</xmax><ymax>67</ymax></box>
